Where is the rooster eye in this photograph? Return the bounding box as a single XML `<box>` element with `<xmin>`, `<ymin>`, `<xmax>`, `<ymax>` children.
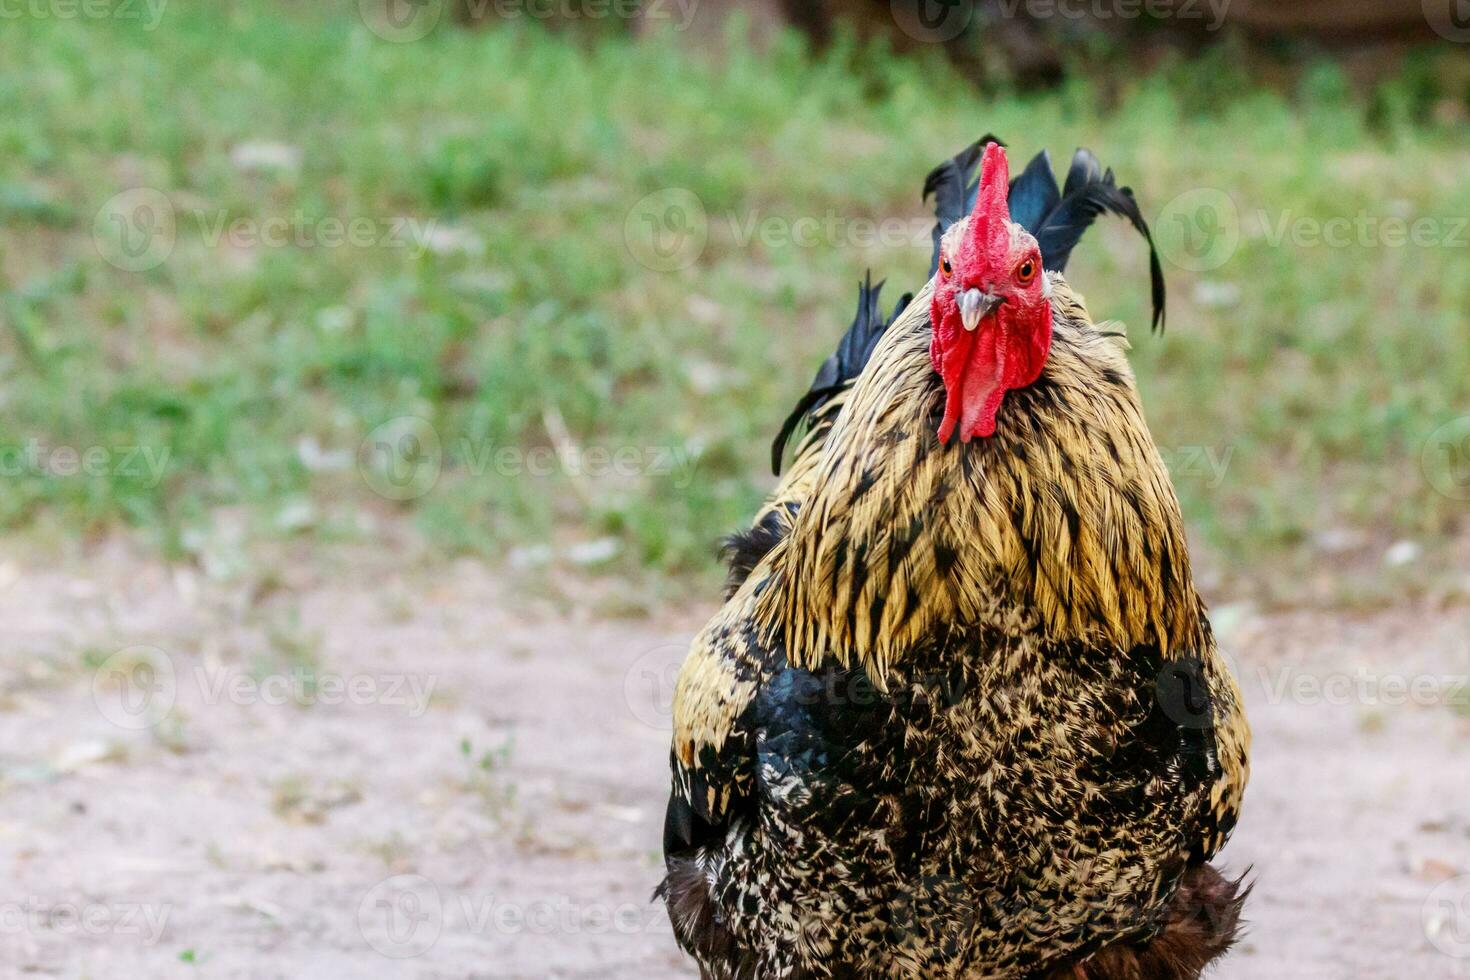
<box><xmin>941</xmin><ymin>257</ymin><xmax>952</xmax><ymax>277</ymax></box>
<box><xmin>1016</xmin><ymin>258</ymin><xmax>1037</xmax><ymax>284</ymax></box>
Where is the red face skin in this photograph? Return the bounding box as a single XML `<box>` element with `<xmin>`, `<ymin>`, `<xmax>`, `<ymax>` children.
<box><xmin>929</xmin><ymin>143</ymin><xmax>1054</xmax><ymax>444</ymax></box>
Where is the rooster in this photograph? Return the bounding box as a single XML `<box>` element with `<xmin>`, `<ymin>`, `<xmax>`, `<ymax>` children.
<box><xmin>660</xmin><ymin>140</ymin><xmax>1249</xmax><ymax>979</ymax></box>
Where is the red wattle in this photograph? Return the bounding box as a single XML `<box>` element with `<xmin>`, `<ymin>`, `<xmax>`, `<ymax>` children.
<box><xmin>933</xmin><ymin>319</ymin><xmax>973</xmax><ymax>444</ymax></box>
<box><xmin>933</xmin><ymin>305</ymin><xmax>1053</xmax><ymax>444</ymax></box>
<box><xmin>957</xmin><ymin>327</ymin><xmax>1004</xmax><ymax>442</ymax></box>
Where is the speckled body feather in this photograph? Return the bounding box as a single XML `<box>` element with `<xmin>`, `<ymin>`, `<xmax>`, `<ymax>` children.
<box><xmin>661</xmin><ymin>275</ymin><xmax>1249</xmax><ymax>979</ymax></box>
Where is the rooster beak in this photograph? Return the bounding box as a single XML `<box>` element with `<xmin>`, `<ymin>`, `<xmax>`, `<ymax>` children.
<box><xmin>957</xmin><ymin>289</ymin><xmax>1003</xmax><ymax>332</ymax></box>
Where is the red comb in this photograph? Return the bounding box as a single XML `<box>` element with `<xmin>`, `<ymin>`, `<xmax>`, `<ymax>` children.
<box><xmin>976</xmin><ymin>141</ymin><xmax>1010</xmax><ymax>218</ymax></box>
<box><xmin>961</xmin><ymin>142</ymin><xmax>1012</xmax><ymax>274</ymax></box>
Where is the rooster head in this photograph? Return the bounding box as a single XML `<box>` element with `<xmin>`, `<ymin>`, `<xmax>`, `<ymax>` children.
<box><xmin>929</xmin><ymin>142</ymin><xmax>1053</xmax><ymax>444</ymax></box>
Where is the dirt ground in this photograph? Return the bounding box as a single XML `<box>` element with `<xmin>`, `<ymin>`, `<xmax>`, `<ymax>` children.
<box><xmin>2</xmin><ymin>542</ymin><xmax>1469</xmax><ymax>979</ymax></box>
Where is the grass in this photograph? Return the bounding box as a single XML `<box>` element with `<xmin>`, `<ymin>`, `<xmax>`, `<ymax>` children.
<box><xmin>1</xmin><ymin>3</ymin><xmax>1467</xmax><ymax>605</ymax></box>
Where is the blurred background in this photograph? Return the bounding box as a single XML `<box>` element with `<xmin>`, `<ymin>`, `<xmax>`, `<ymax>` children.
<box><xmin>2</xmin><ymin>1</ymin><xmax>1469</xmax><ymax>976</ymax></box>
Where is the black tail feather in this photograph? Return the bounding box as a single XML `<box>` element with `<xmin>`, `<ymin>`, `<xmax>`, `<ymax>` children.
<box><xmin>769</xmin><ymin>383</ymin><xmax>843</xmax><ymax>477</ymax></box>
<box><xmin>922</xmin><ymin>134</ymin><xmax>1002</xmax><ymax>278</ymax></box>
<box><xmin>811</xmin><ymin>270</ymin><xmax>892</xmax><ymax>392</ymax></box>
<box><xmin>770</xmin><ymin>273</ymin><xmax>908</xmax><ymax>475</ymax></box>
<box><xmin>1006</xmin><ymin>148</ymin><xmax>1061</xmax><ymax>238</ymax></box>
<box><xmin>1030</xmin><ymin>148</ymin><xmax>1167</xmax><ymax>332</ymax></box>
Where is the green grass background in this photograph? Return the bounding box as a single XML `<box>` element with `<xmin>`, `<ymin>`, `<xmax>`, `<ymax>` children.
<box><xmin>1</xmin><ymin>2</ymin><xmax>1467</xmax><ymax>605</ymax></box>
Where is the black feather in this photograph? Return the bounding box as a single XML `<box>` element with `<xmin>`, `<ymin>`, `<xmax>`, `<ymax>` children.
<box><xmin>720</xmin><ymin>505</ymin><xmax>796</xmax><ymax>598</ymax></box>
<box><xmin>1027</xmin><ymin>148</ymin><xmax>1167</xmax><ymax>332</ymax></box>
<box><xmin>811</xmin><ymin>270</ymin><xmax>891</xmax><ymax>393</ymax></box>
<box><xmin>770</xmin><ymin>273</ymin><xmax>908</xmax><ymax>475</ymax></box>
<box><xmin>921</xmin><ymin>133</ymin><xmax>1002</xmax><ymax>278</ymax></box>
<box><xmin>769</xmin><ymin>383</ymin><xmax>843</xmax><ymax>477</ymax></box>
<box><xmin>1006</xmin><ymin>148</ymin><xmax>1061</xmax><ymax>236</ymax></box>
